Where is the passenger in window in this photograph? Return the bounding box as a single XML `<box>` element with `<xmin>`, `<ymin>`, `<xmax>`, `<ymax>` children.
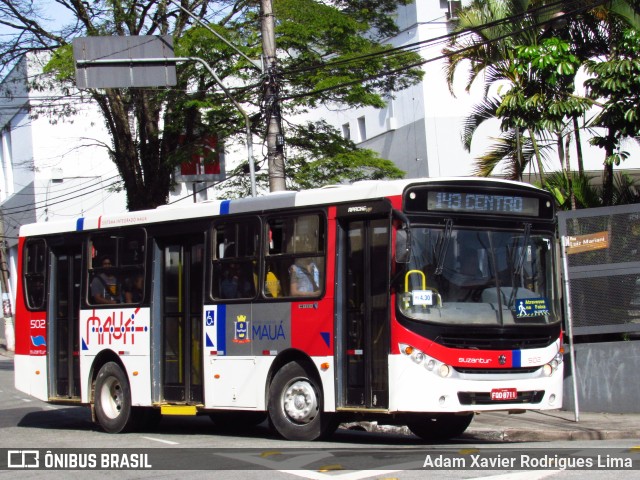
<box><xmin>265</xmin><ymin>265</ymin><xmax>282</xmax><ymax>297</ymax></box>
<box><xmin>123</xmin><ymin>273</ymin><xmax>144</xmax><ymax>303</ymax></box>
<box><xmin>289</xmin><ymin>258</ymin><xmax>321</xmax><ymax>296</ymax></box>
<box><xmin>90</xmin><ymin>256</ymin><xmax>120</xmax><ymax>304</ymax></box>
<box><xmin>220</xmin><ymin>263</ymin><xmax>254</xmax><ymax>299</ymax></box>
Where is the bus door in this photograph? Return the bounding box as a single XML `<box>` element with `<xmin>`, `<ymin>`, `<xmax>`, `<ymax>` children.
<box><xmin>159</xmin><ymin>234</ymin><xmax>205</xmax><ymax>404</ymax></box>
<box><xmin>337</xmin><ymin>204</ymin><xmax>391</xmax><ymax>409</ymax></box>
<box><xmin>48</xmin><ymin>244</ymin><xmax>82</xmax><ymax>400</ymax></box>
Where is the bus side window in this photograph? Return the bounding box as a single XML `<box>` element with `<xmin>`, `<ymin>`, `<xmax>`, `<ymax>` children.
<box><xmin>211</xmin><ymin>218</ymin><xmax>259</xmax><ymax>300</ymax></box>
<box><xmin>265</xmin><ymin>213</ymin><xmax>325</xmax><ymax>299</ymax></box>
<box><xmin>88</xmin><ymin>229</ymin><xmax>146</xmax><ymax>306</ymax></box>
<box><xmin>24</xmin><ymin>239</ymin><xmax>48</xmax><ymax>310</ymax></box>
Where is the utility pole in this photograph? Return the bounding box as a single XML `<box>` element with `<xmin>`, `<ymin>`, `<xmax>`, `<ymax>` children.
<box><xmin>261</xmin><ymin>0</ymin><xmax>286</xmax><ymax>192</ymax></box>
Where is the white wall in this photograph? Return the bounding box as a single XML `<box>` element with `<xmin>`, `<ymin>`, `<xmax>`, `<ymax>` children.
<box><xmin>301</xmin><ymin>0</ymin><xmax>640</xmax><ymax>181</ymax></box>
<box><xmin>0</xmin><ymin>52</ymin><xmax>127</xmax><ymax>308</ymax></box>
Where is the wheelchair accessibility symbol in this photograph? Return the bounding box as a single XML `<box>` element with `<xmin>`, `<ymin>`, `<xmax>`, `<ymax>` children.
<box><xmin>205</xmin><ymin>310</ymin><xmax>215</xmax><ymax>326</ymax></box>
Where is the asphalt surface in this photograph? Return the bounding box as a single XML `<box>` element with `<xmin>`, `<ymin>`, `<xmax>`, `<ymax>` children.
<box><xmin>1</xmin><ymin>319</ymin><xmax>638</xmax><ymax>444</ymax></box>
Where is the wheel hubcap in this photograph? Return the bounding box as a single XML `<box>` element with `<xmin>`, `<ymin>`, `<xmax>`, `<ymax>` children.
<box><xmin>100</xmin><ymin>377</ymin><xmax>123</xmax><ymax>420</ymax></box>
<box><xmin>282</xmin><ymin>380</ymin><xmax>318</xmax><ymax>424</ymax></box>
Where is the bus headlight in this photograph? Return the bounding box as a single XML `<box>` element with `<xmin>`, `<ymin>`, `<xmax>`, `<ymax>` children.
<box><xmin>399</xmin><ymin>343</ymin><xmax>453</xmax><ymax>378</ymax></box>
<box><xmin>438</xmin><ymin>364</ymin><xmax>452</xmax><ymax>378</ymax></box>
<box><xmin>542</xmin><ymin>351</ymin><xmax>564</xmax><ymax>376</ymax></box>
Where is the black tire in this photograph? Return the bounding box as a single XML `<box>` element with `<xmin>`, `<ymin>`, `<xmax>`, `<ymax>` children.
<box><xmin>267</xmin><ymin>361</ymin><xmax>337</xmax><ymax>441</ymax></box>
<box><xmin>94</xmin><ymin>362</ymin><xmax>136</xmax><ymax>433</ymax></box>
<box><xmin>210</xmin><ymin>411</ymin><xmax>267</xmax><ymax>430</ymax></box>
<box><xmin>406</xmin><ymin>413</ymin><xmax>474</xmax><ymax>441</ymax></box>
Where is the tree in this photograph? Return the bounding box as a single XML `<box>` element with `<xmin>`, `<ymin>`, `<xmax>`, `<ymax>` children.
<box><xmin>584</xmin><ymin>27</ymin><xmax>640</xmax><ymax>206</ymax></box>
<box><xmin>545</xmin><ymin>170</ymin><xmax>640</xmax><ymax>210</ymax></box>
<box><xmin>216</xmin><ymin>120</ymin><xmax>405</xmax><ymax>197</ymax></box>
<box><xmin>495</xmin><ymin>38</ymin><xmax>588</xmax><ymax>187</ymax></box>
<box><xmin>0</xmin><ymin>0</ymin><xmax>423</xmax><ymax>210</ymax></box>
<box><xmin>443</xmin><ymin>0</ymin><xmax>569</xmax><ymax>184</ymax></box>
<box><xmin>444</xmin><ymin>0</ymin><xmax>640</xmax><ymax>197</ymax></box>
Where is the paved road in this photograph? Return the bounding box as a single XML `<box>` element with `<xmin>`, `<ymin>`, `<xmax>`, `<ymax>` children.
<box><xmin>1</xmin><ymin>355</ymin><xmax>639</xmax><ymax>479</ymax></box>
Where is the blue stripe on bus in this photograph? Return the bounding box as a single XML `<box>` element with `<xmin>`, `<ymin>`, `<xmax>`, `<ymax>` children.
<box><xmin>76</xmin><ymin>218</ymin><xmax>85</xmax><ymax>231</ymax></box>
<box><xmin>217</xmin><ymin>304</ymin><xmax>226</xmax><ymax>355</ymax></box>
<box><xmin>220</xmin><ymin>200</ymin><xmax>231</xmax><ymax>215</ymax></box>
<box><xmin>512</xmin><ymin>350</ymin><xmax>521</xmax><ymax>368</ymax></box>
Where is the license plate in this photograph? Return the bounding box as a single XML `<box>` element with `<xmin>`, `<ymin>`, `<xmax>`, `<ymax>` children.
<box><xmin>490</xmin><ymin>388</ymin><xmax>518</xmax><ymax>401</ymax></box>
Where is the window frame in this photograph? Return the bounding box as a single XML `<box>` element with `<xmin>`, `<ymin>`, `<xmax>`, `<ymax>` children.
<box><xmin>264</xmin><ymin>211</ymin><xmax>327</xmax><ymax>300</ymax></box>
<box><xmin>23</xmin><ymin>238</ymin><xmax>48</xmax><ymax>311</ymax></box>
<box><xmin>86</xmin><ymin>228</ymin><xmax>147</xmax><ymax>307</ymax></box>
<box><xmin>210</xmin><ymin>216</ymin><xmax>261</xmax><ymax>301</ymax></box>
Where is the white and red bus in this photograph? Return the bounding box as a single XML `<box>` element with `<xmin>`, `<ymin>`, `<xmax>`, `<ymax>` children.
<box><xmin>14</xmin><ymin>177</ymin><xmax>563</xmax><ymax>441</ymax></box>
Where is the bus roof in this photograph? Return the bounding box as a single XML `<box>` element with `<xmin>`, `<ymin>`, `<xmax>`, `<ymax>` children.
<box><xmin>19</xmin><ymin>177</ymin><xmax>545</xmax><ymax>237</ymax></box>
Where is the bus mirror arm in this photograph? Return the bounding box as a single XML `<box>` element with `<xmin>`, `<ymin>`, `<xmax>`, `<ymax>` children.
<box><xmin>393</xmin><ymin>209</ymin><xmax>411</xmax><ymax>264</ymax></box>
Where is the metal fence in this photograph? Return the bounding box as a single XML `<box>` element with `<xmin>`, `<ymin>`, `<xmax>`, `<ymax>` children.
<box><xmin>558</xmin><ymin>204</ymin><xmax>640</xmax><ymax>337</ymax></box>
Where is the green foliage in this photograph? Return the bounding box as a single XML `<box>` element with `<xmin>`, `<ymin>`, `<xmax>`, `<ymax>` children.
<box><xmin>274</xmin><ymin>0</ymin><xmax>423</xmax><ymax>110</ymax></box>
<box><xmin>543</xmin><ymin>170</ymin><xmax>640</xmax><ymax>209</ymax></box>
<box><xmin>585</xmin><ymin>28</ymin><xmax>640</xmax><ymax>147</ymax></box>
<box><xmin>215</xmin><ymin>121</ymin><xmax>405</xmax><ymax>198</ymax></box>
<box><xmin>543</xmin><ymin>171</ymin><xmax>601</xmax><ymax>209</ymax></box>
<box><xmin>446</xmin><ymin>0</ymin><xmax>640</xmax><ymax>194</ymax></box>
<box><xmin>499</xmin><ymin>38</ymin><xmax>585</xmax><ymax>133</ymax></box>
<box><xmin>293</xmin><ymin>149</ymin><xmax>405</xmax><ymax>190</ymax></box>
<box><xmin>3</xmin><ymin>0</ymin><xmax>423</xmax><ymax>210</ymax></box>
<box><xmin>42</xmin><ymin>44</ymin><xmax>75</xmax><ymax>80</ymax></box>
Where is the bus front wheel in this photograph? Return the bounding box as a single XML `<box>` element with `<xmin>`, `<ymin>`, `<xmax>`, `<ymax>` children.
<box><xmin>406</xmin><ymin>413</ymin><xmax>474</xmax><ymax>441</ymax></box>
<box><xmin>94</xmin><ymin>362</ymin><xmax>135</xmax><ymax>433</ymax></box>
<box><xmin>267</xmin><ymin>361</ymin><xmax>336</xmax><ymax>441</ymax></box>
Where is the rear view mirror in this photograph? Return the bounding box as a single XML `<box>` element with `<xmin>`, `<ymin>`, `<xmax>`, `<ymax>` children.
<box><xmin>393</xmin><ymin>209</ymin><xmax>411</xmax><ymax>264</ymax></box>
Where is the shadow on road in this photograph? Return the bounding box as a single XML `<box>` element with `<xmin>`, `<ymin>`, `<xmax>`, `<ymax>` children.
<box><xmin>16</xmin><ymin>407</ymin><xmax>97</xmax><ymax>431</ymax></box>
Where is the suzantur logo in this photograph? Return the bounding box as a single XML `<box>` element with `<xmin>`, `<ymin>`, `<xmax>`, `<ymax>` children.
<box><xmin>458</xmin><ymin>357</ymin><xmax>491</xmax><ymax>364</ymax></box>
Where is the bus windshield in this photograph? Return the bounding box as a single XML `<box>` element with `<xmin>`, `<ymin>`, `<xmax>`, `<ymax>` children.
<box><xmin>398</xmin><ymin>225</ymin><xmax>559</xmax><ymax>326</ymax></box>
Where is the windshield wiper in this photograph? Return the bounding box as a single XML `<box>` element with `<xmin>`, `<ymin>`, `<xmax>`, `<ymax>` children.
<box><xmin>434</xmin><ymin>219</ymin><xmax>453</xmax><ymax>275</ymax></box>
<box><xmin>507</xmin><ymin>223</ymin><xmax>531</xmax><ymax>308</ymax></box>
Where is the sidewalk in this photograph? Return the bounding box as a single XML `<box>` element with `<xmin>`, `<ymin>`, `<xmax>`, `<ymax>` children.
<box><xmin>0</xmin><ymin>326</ymin><xmax>638</xmax><ymax>444</ymax></box>
<box><xmin>465</xmin><ymin>409</ymin><xmax>640</xmax><ymax>442</ymax></box>
<box><xmin>357</xmin><ymin>408</ymin><xmax>640</xmax><ymax>443</ymax></box>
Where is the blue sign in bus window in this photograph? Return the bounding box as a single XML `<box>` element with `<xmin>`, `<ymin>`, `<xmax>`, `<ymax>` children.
<box><xmin>516</xmin><ymin>298</ymin><xmax>550</xmax><ymax>317</ymax></box>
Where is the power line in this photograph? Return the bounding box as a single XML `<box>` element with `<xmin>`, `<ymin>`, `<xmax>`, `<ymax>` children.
<box><xmin>1</xmin><ymin>179</ymin><xmax>123</xmax><ymax>216</ymax></box>
<box><xmin>0</xmin><ymin>175</ymin><xmax>121</xmax><ymax>214</ymax></box>
<box><xmin>280</xmin><ymin>0</ymin><xmax>604</xmax><ymax>101</ymax></box>
<box><xmin>287</xmin><ymin>0</ymin><xmax>583</xmax><ymax>75</ymax></box>
<box><xmin>0</xmin><ymin>0</ymin><xmax>614</xmax><ymax>214</ymax></box>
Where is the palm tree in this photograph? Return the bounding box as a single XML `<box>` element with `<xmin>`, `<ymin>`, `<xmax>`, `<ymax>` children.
<box><xmin>444</xmin><ymin>0</ymin><xmax>565</xmax><ymax>185</ymax></box>
<box><xmin>445</xmin><ymin>0</ymin><xmax>640</xmax><ymax>206</ymax></box>
<box><xmin>545</xmin><ymin>170</ymin><xmax>640</xmax><ymax>210</ymax></box>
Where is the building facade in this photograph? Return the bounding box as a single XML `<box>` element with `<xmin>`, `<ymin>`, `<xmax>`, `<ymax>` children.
<box><xmin>314</xmin><ymin>0</ymin><xmax>640</xmax><ymax>179</ymax></box>
<box><xmin>0</xmin><ymin>54</ymin><xmax>129</xmax><ymax>310</ymax></box>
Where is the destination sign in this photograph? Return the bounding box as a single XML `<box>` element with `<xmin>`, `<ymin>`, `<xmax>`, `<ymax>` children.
<box><xmin>426</xmin><ymin>191</ymin><xmax>540</xmax><ymax>217</ymax></box>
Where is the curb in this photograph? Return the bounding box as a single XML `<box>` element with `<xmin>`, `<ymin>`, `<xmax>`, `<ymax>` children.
<box><xmin>342</xmin><ymin>421</ymin><xmax>640</xmax><ymax>443</ymax></box>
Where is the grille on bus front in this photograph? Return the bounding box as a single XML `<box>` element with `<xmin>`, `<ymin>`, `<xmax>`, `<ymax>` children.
<box><xmin>454</xmin><ymin>366</ymin><xmax>540</xmax><ymax>375</ymax></box>
<box><xmin>458</xmin><ymin>391</ymin><xmax>545</xmax><ymax>405</ymax></box>
<box><xmin>438</xmin><ymin>335</ymin><xmax>553</xmax><ymax>350</ymax></box>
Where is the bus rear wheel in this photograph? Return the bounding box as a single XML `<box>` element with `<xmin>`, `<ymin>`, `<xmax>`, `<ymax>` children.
<box><xmin>406</xmin><ymin>413</ymin><xmax>474</xmax><ymax>441</ymax></box>
<box><xmin>267</xmin><ymin>361</ymin><xmax>336</xmax><ymax>441</ymax></box>
<box><xmin>94</xmin><ymin>362</ymin><xmax>135</xmax><ymax>433</ymax></box>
